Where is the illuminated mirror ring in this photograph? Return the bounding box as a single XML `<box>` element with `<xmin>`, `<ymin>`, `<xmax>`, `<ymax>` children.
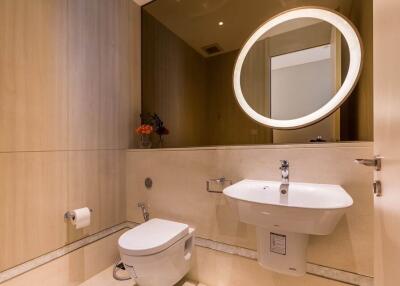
<box><xmin>233</xmin><ymin>7</ymin><xmax>363</xmax><ymax>129</ymax></box>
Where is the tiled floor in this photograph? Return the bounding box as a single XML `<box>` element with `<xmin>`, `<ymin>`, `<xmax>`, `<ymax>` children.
<box><xmin>79</xmin><ymin>266</ymin><xmax>133</xmax><ymax>286</ymax></box>
<box><xmin>79</xmin><ymin>265</ymin><xmax>204</xmax><ymax>286</ymax></box>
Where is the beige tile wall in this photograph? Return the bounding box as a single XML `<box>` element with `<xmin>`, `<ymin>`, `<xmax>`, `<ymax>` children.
<box><xmin>126</xmin><ymin>143</ymin><xmax>374</xmax><ymax>277</ymax></box>
<box><xmin>2</xmin><ymin>230</ymin><xmax>126</xmax><ymax>286</ymax></box>
<box><xmin>189</xmin><ymin>247</ymin><xmax>349</xmax><ymax>286</ymax></box>
<box><xmin>0</xmin><ymin>0</ymin><xmax>141</xmax><ymax>272</ymax></box>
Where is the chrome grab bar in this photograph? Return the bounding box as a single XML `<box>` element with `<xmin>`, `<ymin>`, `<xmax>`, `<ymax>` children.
<box><xmin>206</xmin><ymin>177</ymin><xmax>232</xmax><ymax>193</ymax></box>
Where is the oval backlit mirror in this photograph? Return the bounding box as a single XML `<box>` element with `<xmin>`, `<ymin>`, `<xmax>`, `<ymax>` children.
<box><xmin>233</xmin><ymin>7</ymin><xmax>363</xmax><ymax>129</ymax></box>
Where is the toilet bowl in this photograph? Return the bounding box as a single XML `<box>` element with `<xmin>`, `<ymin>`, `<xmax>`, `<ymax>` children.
<box><xmin>118</xmin><ymin>218</ymin><xmax>195</xmax><ymax>286</ymax></box>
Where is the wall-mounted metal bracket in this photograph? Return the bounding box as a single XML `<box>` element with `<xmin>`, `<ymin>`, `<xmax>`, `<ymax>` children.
<box><xmin>206</xmin><ymin>177</ymin><xmax>232</xmax><ymax>193</ymax></box>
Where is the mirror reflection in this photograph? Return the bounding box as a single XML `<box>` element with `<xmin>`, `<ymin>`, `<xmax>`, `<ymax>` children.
<box><xmin>242</xmin><ymin>18</ymin><xmax>349</xmax><ymax>120</ymax></box>
<box><xmin>141</xmin><ymin>0</ymin><xmax>372</xmax><ymax>148</ymax></box>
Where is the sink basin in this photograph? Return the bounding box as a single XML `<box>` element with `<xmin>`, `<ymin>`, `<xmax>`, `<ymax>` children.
<box><xmin>223</xmin><ymin>179</ymin><xmax>353</xmax><ymax>276</ymax></box>
<box><xmin>223</xmin><ymin>179</ymin><xmax>353</xmax><ymax>235</ymax></box>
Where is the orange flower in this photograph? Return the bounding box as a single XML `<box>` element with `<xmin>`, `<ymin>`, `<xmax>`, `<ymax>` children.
<box><xmin>136</xmin><ymin>124</ymin><xmax>153</xmax><ymax>135</ymax></box>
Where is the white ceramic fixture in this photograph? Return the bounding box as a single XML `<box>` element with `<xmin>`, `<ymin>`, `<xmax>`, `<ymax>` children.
<box><xmin>223</xmin><ymin>179</ymin><xmax>353</xmax><ymax>276</ymax></box>
<box><xmin>118</xmin><ymin>218</ymin><xmax>195</xmax><ymax>286</ymax></box>
<box><xmin>233</xmin><ymin>7</ymin><xmax>363</xmax><ymax>129</ymax></box>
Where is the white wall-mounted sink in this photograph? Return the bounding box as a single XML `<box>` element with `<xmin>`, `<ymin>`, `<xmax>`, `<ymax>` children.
<box><xmin>223</xmin><ymin>179</ymin><xmax>353</xmax><ymax>235</ymax></box>
<box><xmin>223</xmin><ymin>179</ymin><xmax>353</xmax><ymax>276</ymax></box>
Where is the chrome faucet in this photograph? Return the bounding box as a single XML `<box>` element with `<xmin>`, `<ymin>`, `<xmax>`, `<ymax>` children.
<box><xmin>279</xmin><ymin>160</ymin><xmax>289</xmax><ymax>194</ymax></box>
<box><xmin>138</xmin><ymin>202</ymin><xmax>150</xmax><ymax>222</ymax></box>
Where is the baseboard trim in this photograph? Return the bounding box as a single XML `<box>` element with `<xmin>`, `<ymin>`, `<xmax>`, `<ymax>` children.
<box><xmin>0</xmin><ymin>221</ymin><xmax>373</xmax><ymax>286</ymax></box>
<box><xmin>0</xmin><ymin>222</ymin><xmax>136</xmax><ymax>284</ymax></box>
<box><xmin>195</xmin><ymin>236</ymin><xmax>373</xmax><ymax>286</ymax></box>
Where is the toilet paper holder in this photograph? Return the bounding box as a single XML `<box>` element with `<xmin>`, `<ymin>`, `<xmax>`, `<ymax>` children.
<box><xmin>64</xmin><ymin>208</ymin><xmax>93</xmax><ymax>221</ymax></box>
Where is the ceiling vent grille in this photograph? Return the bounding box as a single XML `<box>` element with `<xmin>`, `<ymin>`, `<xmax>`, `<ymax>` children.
<box><xmin>202</xmin><ymin>43</ymin><xmax>223</xmax><ymax>55</ymax></box>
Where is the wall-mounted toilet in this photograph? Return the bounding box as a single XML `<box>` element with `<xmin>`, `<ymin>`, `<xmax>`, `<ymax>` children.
<box><xmin>118</xmin><ymin>218</ymin><xmax>195</xmax><ymax>286</ymax></box>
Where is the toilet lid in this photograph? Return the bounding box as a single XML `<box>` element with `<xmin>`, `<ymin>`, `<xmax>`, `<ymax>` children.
<box><xmin>119</xmin><ymin>218</ymin><xmax>189</xmax><ymax>256</ymax></box>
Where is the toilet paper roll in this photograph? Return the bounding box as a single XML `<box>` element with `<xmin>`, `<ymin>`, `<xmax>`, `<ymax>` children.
<box><xmin>71</xmin><ymin>207</ymin><xmax>91</xmax><ymax>229</ymax></box>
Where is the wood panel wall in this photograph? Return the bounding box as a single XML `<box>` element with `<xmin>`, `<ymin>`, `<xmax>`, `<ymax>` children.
<box><xmin>340</xmin><ymin>0</ymin><xmax>373</xmax><ymax>141</ymax></box>
<box><xmin>240</xmin><ymin>40</ymin><xmax>270</xmax><ymax>117</ymax></box>
<box><xmin>0</xmin><ymin>0</ymin><xmax>141</xmax><ymax>271</ymax></box>
<box><xmin>206</xmin><ymin>51</ymin><xmax>274</xmax><ymax>145</ymax></box>
<box><xmin>141</xmin><ymin>11</ymin><xmax>208</xmax><ymax>148</ymax></box>
<box><xmin>142</xmin><ymin>12</ymin><xmax>274</xmax><ymax>147</ymax></box>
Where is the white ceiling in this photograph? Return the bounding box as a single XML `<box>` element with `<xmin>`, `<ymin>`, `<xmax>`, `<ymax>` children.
<box><xmin>144</xmin><ymin>0</ymin><xmax>354</xmax><ymax>57</ymax></box>
<box><xmin>271</xmin><ymin>44</ymin><xmax>332</xmax><ymax>70</ymax></box>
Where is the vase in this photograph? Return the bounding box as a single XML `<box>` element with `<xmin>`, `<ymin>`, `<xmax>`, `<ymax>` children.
<box><xmin>139</xmin><ymin>134</ymin><xmax>152</xmax><ymax>149</ymax></box>
<box><xmin>158</xmin><ymin>136</ymin><xmax>165</xmax><ymax>148</ymax></box>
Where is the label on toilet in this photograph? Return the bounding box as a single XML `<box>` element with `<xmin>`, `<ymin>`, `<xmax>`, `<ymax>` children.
<box><xmin>270</xmin><ymin>233</ymin><xmax>286</xmax><ymax>255</ymax></box>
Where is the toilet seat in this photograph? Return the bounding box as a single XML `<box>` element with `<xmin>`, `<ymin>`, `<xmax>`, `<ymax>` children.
<box><xmin>119</xmin><ymin>218</ymin><xmax>189</xmax><ymax>256</ymax></box>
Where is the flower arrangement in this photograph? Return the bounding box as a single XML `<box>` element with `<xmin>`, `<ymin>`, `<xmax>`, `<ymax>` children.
<box><xmin>138</xmin><ymin>113</ymin><xmax>169</xmax><ymax>148</ymax></box>
<box><xmin>151</xmin><ymin>114</ymin><xmax>169</xmax><ymax>146</ymax></box>
<box><xmin>135</xmin><ymin>124</ymin><xmax>153</xmax><ymax>148</ymax></box>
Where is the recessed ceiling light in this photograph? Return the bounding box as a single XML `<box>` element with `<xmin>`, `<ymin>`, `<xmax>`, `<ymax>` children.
<box><xmin>218</xmin><ymin>21</ymin><xmax>224</xmax><ymax>26</ymax></box>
